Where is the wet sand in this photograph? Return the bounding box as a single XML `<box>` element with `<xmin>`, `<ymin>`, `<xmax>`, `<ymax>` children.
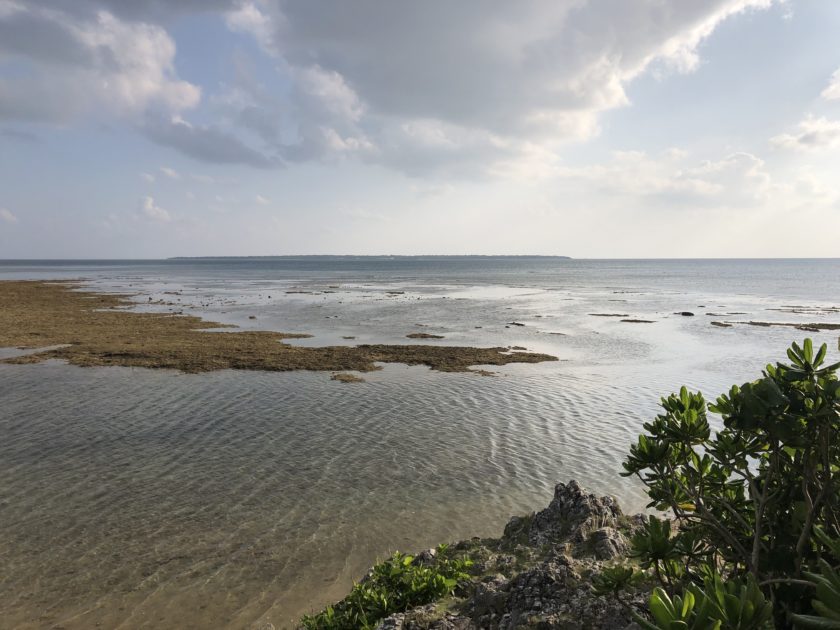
<box><xmin>0</xmin><ymin>281</ymin><xmax>557</xmax><ymax>374</ymax></box>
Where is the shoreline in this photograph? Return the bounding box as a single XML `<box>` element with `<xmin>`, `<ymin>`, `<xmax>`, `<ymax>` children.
<box><xmin>0</xmin><ymin>281</ymin><xmax>558</xmax><ymax>375</ymax></box>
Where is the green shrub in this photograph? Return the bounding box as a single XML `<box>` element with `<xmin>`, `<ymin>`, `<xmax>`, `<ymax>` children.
<box><xmin>792</xmin><ymin>558</ymin><xmax>840</xmax><ymax>629</ymax></box>
<box><xmin>790</xmin><ymin>526</ymin><xmax>840</xmax><ymax>628</ymax></box>
<box><xmin>592</xmin><ymin>564</ymin><xmax>644</xmax><ymax>597</ymax></box>
<box><xmin>300</xmin><ymin>546</ymin><xmax>472</xmax><ymax>630</ymax></box>
<box><xmin>621</xmin><ymin>339</ymin><xmax>840</xmax><ymax>628</ymax></box>
<box><xmin>633</xmin><ymin>573</ymin><xmax>773</xmax><ymax>630</ymax></box>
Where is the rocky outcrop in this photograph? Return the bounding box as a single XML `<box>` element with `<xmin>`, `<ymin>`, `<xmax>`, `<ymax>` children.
<box><xmin>525</xmin><ymin>480</ymin><xmax>624</xmax><ymax>546</ymax></box>
<box><xmin>372</xmin><ymin>481</ymin><xmax>647</xmax><ymax>630</ymax></box>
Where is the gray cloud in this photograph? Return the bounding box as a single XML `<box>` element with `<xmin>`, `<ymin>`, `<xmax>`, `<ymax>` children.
<box><xmin>0</xmin><ymin>11</ymin><xmax>95</xmax><ymax>66</ymax></box>
<box><xmin>0</xmin><ymin>4</ymin><xmax>200</xmax><ymax>124</ymax></box>
<box><xmin>142</xmin><ymin>116</ymin><xmax>279</xmax><ymax>168</ymax></box>
<box><xmin>0</xmin><ymin>74</ymin><xmax>88</xmax><ymax>124</ymax></box>
<box><xmin>0</xmin><ymin>208</ymin><xmax>19</xmax><ymax>224</ymax></box>
<box><xmin>220</xmin><ymin>0</ymin><xmax>780</xmax><ymax>176</ymax></box>
<box><xmin>0</xmin><ymin>0</ymin><xmax>781</xmax><ymax>174</ymax></box>
<box><xmin>0</xmin><ymin>128</ymin><xmax>39</xmax><ymax>143</ymax></box>
<box><xmin>31</xmin><ymin>0</ymin><xmax>238</xmax><ymax>23</ymax></box>
<box><xmin>238</xmin><ymin>1</ymin><xmax>776</xmax><ymax>133</ymax></box>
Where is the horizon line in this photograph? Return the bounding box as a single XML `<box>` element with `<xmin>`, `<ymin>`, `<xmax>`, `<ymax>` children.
<box><xmin>2</xmin><ymin>256</ymin><xmax>840</xmax><ymax>262</ymax></box>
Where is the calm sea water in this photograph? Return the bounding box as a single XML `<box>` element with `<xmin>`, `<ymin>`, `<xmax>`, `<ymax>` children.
<box><xmin>1</xmin><ymin>257</ymin><xmax>839</xmax><ymax>629</ymax></box>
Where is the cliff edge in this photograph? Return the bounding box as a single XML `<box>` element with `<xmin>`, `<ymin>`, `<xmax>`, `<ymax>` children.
<box><xmin>305</xmin><ymin>481</ymin><xmax>650</xmax><ymax>630</ymax></box>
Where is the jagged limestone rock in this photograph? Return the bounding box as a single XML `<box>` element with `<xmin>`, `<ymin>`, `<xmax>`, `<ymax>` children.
<box><xmin>590</xmin><ymin>527</ymin><xmax>628</xmax><ymax>560</ymax></box>
<box><xmin>524</xmin><ymin>481</ymin><xmax>623</xmax><ymax>548</ymax></box>
<box><xmin>367</xmin><ymin>481</ymin><xmax>647</xmax><ymax>630</ymax></box>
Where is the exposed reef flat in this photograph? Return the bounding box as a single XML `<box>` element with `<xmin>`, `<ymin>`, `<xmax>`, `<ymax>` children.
<box><xmin>712</xmin><ymin>320</ymin><xmax>840</xmax><ymax>332</ymax></box>
<box><xmin>0</xmin><ymin>281</ymin><xmax>557</xmax><ymax>374</ymax></box>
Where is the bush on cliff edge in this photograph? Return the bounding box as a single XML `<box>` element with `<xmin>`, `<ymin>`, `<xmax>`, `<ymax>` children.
<box><xmin>301</xmin><ymin>546</ymin><xmax>472</xmax><ymax>630</ymax></box>
<box><xmin>612</xmin><ymin>339</ymin><xmax>840</xmax><ymax>629</ymax></box>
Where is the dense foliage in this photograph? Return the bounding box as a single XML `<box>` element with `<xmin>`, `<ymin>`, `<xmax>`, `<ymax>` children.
<box><xmin>613</xmin><ymin>339</ymin><xmax>840</xmax><ymax>629</ymax></box>
<box><xmin>300</xmin><ymin>545</ymin><xmax>471</xmax><ymax>630</ymax></box>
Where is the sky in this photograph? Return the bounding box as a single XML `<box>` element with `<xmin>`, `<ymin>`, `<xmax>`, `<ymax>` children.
<box><xmin>0</xmin><ymin>0</ymin><xmax>839</xmax><ymax>258</ymax></box>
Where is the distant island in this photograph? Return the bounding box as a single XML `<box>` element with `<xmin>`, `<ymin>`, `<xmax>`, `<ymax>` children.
<box><xmin>166</xmin><ymin>255</ymin><xmax>573</xmax><ymax>260</ymax></box>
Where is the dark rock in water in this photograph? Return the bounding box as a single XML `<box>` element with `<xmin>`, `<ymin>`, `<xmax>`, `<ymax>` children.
<box><xmin>675</xmin><ymin>311</ymin><xmax>695</xmax><ymax>316</ymax></box>
<box><xmin>407</xmin><ymin>332</ymin><xmax>445</xmax><ymax>339</ymax></box>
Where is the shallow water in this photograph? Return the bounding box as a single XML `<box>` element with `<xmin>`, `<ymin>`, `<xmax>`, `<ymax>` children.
<box><xmin>1</xmin><ymin>258</ymin><xmax>838</xmax><ymax>628</ymax></box>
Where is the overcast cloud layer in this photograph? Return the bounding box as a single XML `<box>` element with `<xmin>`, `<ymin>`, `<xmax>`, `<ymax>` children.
<box><xmin>1</xmin><ymin>0</ymin><xmax>839</xmax><ymax>257</ymax></box>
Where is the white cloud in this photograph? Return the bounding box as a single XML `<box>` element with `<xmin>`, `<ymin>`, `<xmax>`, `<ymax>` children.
<box><xmin>822</xmin><ymin>68</ymin><xmax>840</xmax><ymax>101</ymax></box>
<box><xmin>771</xmin><ymin>116</ymin><xmax>840</xmax><ymax>151</ymax></box>
<box><xmin>160</xmin><ymin>166</ymin><xmax>181</xmax><ymax>179</ymax></box>
<box><xmin>0</xmin><ymin>5</ymin><xmax>200</xmax><ymax>123</ymax></box>
<box><xmin>139</xmin><ymin>196</ymin><xmax>172</xmax><ymax>222</ymax></box>
<box><xmin>140</xmin><ymin>172</ymin><xmax>156</xmax><ymax>183</ymax></box>
<box><xmin>225</xmin><ymin>1</ymin><xmax>274</xmax><ymax>52</ymax></box>
<box><xmin>790</xmin><ymin>168</ymin><xmax>837</xmax><ymax>203</ymax></box>
<box><xmin>554</xmin><ymin>150</ymin><xmax>773</xmax><ymax>207</ymax></box>
<box><xmin>0</xmin><ymin>207</ymin><xmax>19</xmax><ymax>224</ymax></box>
<box><xmin>255</xmin><ymin>194</ymin><xmax>270</xmax><ymax>205</ymax></box>
<box><xmin>295</xmin><ymin>65</ymin><xmax>365</xmax><ymax>124</ymax></box>
<box><xmin>341</xmin><ymin>207</ymin><xmax>393</xmax><ymax>223</ymax></box>
<box><xmin>665</xmin><ymin>148</ymin><xmax>690</xmax><ymax>161</ymax></box>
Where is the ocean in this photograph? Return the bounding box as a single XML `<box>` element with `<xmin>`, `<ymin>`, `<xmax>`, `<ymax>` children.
<box><xmin>1</xmin><ymin>257</ymin><xmax>838</xmax><ymax>629</ymax></box>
